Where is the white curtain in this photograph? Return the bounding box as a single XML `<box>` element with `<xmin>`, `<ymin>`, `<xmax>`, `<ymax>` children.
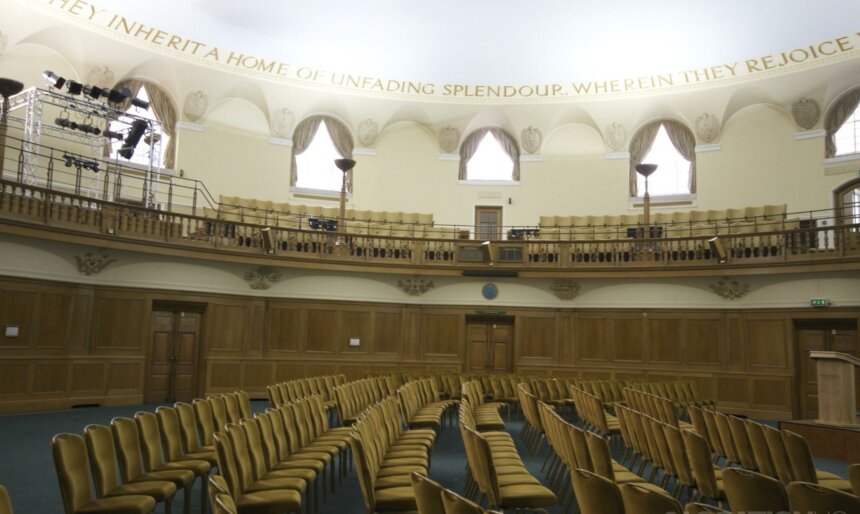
<box><xmin>143</xmin><ymin>84</ymin><xmax>178</xmax><ymax>170</ymax></box>
<box><xmin>663</xmin><ymin>120</ymin><xmax>697</xmax><ymax>194</ymax></box>
<box><xmin>825</xmin><ymin>88</ymin><xmax>860</xmax><ymax>158</ymax></box>
<box><xmin>628</xmin><ymin>122</ymin><xmax>660</xmax><ymax>196</ymax></box>
<box><xmin>289</xmin><ymin>117</ymin><xmax>324</xmax><ymax>187</ymax></box>
<box><xmin>458</xmin><ymin>127</ymin><xmax>520</xmax><ymax>180</ymax></box>
<box><xmin>323</xmin><ymin>117</ymin><xmax>355</xmax><ymax>191</ymax></box>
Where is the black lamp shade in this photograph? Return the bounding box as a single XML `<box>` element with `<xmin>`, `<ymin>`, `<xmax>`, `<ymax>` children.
<box><xmin>334</xmin><ymin>158</ymin><xmax>356</xmax><ymax>172</ymax></box>
<box><xmin>635</xmin><ymin>163</ymin><xmax>658</xmax><ymax>177</ymax></box>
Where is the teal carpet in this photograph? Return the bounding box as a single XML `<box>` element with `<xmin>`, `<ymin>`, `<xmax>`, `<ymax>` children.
<box><xmin>0</xmin><ymin>403</ymin><xmax>851</xmax><ymax>513</ymax></box>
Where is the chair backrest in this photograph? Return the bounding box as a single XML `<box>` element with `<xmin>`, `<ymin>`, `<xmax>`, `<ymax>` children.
<box><xmin>713</xmin><ymin>412</ymin><xmax>739</xmax><ymax>463</ymax></box>
<box><xmin>224</xmin><ymin>423</ymin><xmax>257</xmax><ymax>492</ymax></box>
<box><xmin>0</xmin><ymin>485</ymin><xmax>11</xmax><ymax>514</ymax></box>
<box><xmin>214</xmin><ymin>493</ymin><xmax>238</xmax><ymax>514</ymax></box>
<box><xmin>223</xmin><ymin>394</ymin><xmax>242</xmax><ymax>423</ymax></box>
<box><xmin>780</xmin><ymin>430</ymin><xmax>819</xmax><ymax>483</ymax></box>
<box><xmin>411</xmin><ymin>472</ymin><xmax>445</xmax><ymax>514</ymax></box>
<box><xmin>175</xmin><ymin>402</ymin><xmax>203</xmax><ymax>453</ymax></box>
<box><xmin>584</xmin><ymin>431</ymin><xmax>615</xmax><ymax>481</ymax></box>
<box><xmin>82</xmin><ymin>424</ymin><xmax>122</xmax><ymax>497</ymax></box>
<box><xmin>239</xmin><ymin>419</ymin><xmax>270</xmax><ymax>479</ymax></box>
<box><xmin>440</xmin><ymin>488</ymin><xmax>487</xmax><ymax>514</ymax></box>
<box><xmin>683</xmin><ymin>502</ymin><xmax>728</xmax><ymax>514</ymax></box>
<box><xmin>699</xmin><ymin>409</ymin><xmax>725</xmax><ymax>457</ymax></box>
<box><xmin>52</xmin><ymin>433</ymin><xmax>97</xmax><ymax>514</ymax></box>
<box><xmin>156</xmin><ymin>406</ymin><xmax>186</xmax><ymax>461</ymax></box>
<box><xmin>849</xmin><ymin>463</ymin><xmax>860</xmax><ymax>497</ymax></box>
<box><xmin>687</xmin><ymin>406</ymin><xmax>710</xmax><ymax>443</ymax></box>
<box><xmin>722</xmin><ymin>467</ymin><xmax>788</xmax><ymax>514</ymax></box>
<box><xmin>744</xmin><ymin>419</ymin><xmax>776</xmax><ymax>478</ymax></box>
<box><xmin>135</xmin><ymin>411</ymin><xmax>167</xmax><ymax>470</ymax></box>
<box><xmin>787</xmin><ymin>481</ymin><xmax>860</xmax><ymax>514</ymax></box>
<box><xmin>619</xmin><ymin>482</ymin><xmax>683</xmax><ymax>514</ymax></box>
<box><xmin>681</xmin><ymin>429</ymin><xmax>721</xmax><ymax>500</ymax></box>
<box><xmin>570</xmin><ymin>468</ymin><xmax>623</xmax><ymax>514</ymax></box>
<box><xmin>212</xmin><ymin>432</ymin><xmax>242</xmax><ymax>499</ymax></box>
<box><xmin>761</xmin><ymin>424</ymin><xmax>794</xmax><ymax>484</ymax></box>
<box><xmin>110</xmin><ymin>416</ymin><xmax>147</xmax><ymax>482</ymax></box>
<box><xmin>348</xmin><ymin>434</ymin><xmax>377</xmax><ymax>513</ymax></box>
<box><xmin>209</xmin><ymin>396</ymin><xmax>229</xmax><ymax>431</ymax></box>
<box><xmin>727</xmin><ymin>415</ymin><xmax>757</xmax><ymax>470</ymax></box>
<box><xmin>193</xmin><ymin>398</ymin><xmax>216</xmax><ymax>446</ymax></box>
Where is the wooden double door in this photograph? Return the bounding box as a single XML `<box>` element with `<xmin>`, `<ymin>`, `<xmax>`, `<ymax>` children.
<box><xmin>467</xmin><ymin>316</ymin><xmax>514</xmax><ymax>373</ymax></box>
<box><xmin>796</xmin><ymin>319</ymin><xmax>859</xmax><ymax>419</ymax></box>
<box><xmin>146</xmin><ymin>305</ymin><xmax>204</xmax><ymax>403</ymax></box>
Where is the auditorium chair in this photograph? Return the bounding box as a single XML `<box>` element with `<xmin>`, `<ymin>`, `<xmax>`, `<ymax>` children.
<box><xmin>156</xmin><ymin>407</ymin><xmax>218</xmax><ymax>469</ymax></box>
<box><xmin>223</xmin><ymin>394</ymin><xmax>242</xmax><ymax>424</ymax></box>
<box><xmin>111</xmin><ymin>417</ymin><xmax>196</xmax><ymax>514</ymax></box>
<box><xmin>53</xmin><ymin>433</ymin><xmax>157</xmax><ymax>514</ymax></box>
<box><xmin>682</xmin><ymin>429</ymin><xmax>726</xmax><ymax>507</ymax></box>
<box><xmin>619</xmin><ymin>482</ymin><xmax>684</xmax><ymax>514</ymax></box>
<box><xmin>212</xmin><ymin>435</ymin><xmax>302</xmax><ymax>514</ymax></box>
<box><xmin>570</xmin><ymin>468</ymin><xmax>623</xmax><ymax>514</ymax></box>
<box><xmin>721</xmin><ymin>468</ymin><xmax>788</xmax><ymax>514</ymax></box>
<box><xmin>683</xmin><ymin>502</ymin><xmax>728</xmax><ymax>514</ymax></box>
<box><xmin>585</xmin><ymin>429</ymin><xmax>669</xmax><ymax>494</ymax></box>
<box><xmin>439</xmin><ymin>488</ymin><xmax>504</xmax><ymax>514</ymax></box>
<box><xmin>726</xmin><ymin>415</ymin><xmax>757</xmax><ymax>471</ymax></box>
<box><xmin>0</xmin><ymin>485</ymin><xmax>11</xmax><ymax>514</ymax></box>
<box><xmin>192</xmin><ymin>399</ymin><xmax>217</xmax><ymax>448</ymax></box>
<box><xmin>780</xmin><ymin>430</ymin><xmax>853</xmax><ymax>492</ymax></box>
<box><xmin>83</xmin><ymin>424</ymin><xmax>177</xmax><ymax>513</ymax></box>
<box><xmin>787</xmin><ymin>481</ymin><xmax>860</xmax><ymax>514</ymax></box>
<box><xmin>261</xmin><ymin>410</ymin><xmax>329</xmax><ymax>502</ymax></box>
<box><xmin>410</xmin><ymin>472</ymin><xmax>445</xmax><ymax>514</ymax></box>
<box><xmin>850</xmin><ymin>463</ymin><xmax>860</xmax><ymax>496</ymax></box>
<box><xmin>699</xmin><ymin>409</ymin><xmax>726</xmax><ymax>464</ymax></box>
<box><xmin>173</xmin><ymin>403</ymin><xmax>217</xmax><ymax>467</ymax></box>
<box><xmin>213</xmin><ymin>494</ymin><xmax>238</xmax><ymax>514</ymax></box>
<box><xmin>712</xmin><ymin>412</ymin><xmax>741</xmax><ymax>467</ymax></box>
<box><xmin>662</xmin><ymin>425</ymin><xmax>701</xmax><ymax>503</ymax></box>
<box><xmin>208</xmin><ymin>396</ymin><xmax>230</xmax><ymax>431</ymax></box>
<box><xmin>743</xmin><ymin>420</ymin><xmax>776</xmax><ymax>478</ymax></box>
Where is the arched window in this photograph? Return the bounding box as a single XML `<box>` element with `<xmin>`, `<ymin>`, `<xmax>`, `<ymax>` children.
<box><xmin>107</xmin><ymin>81</ymin><xmax>177</xmax><ymax>169</ymax></box>
<box><xmin>459</xmin><ymin>128</ymin><xmax>520</xmax><ymax>182</ymax></box>
<box><xmin>629</xmin><ymin>120</ymin><xmax>696</xmax><ymax>197</ymax></box>
<box><xmin>835</xmin><ymin>177</ymin><xmax>860</xmax><ymax>228</ymax></box>
<box><xmin>291</xmin><ymin>116</ymin><xmax>354</xmax><ymax>193</ymax></box>
<box><xmin>827</xmin><ymin>88</ymin><xmax>860</xmax><ymax>157</ymax></box>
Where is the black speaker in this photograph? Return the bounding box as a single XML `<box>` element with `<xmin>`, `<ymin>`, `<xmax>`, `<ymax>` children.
<box><xmin>119</xmin><ymin>119</ymin><xmax>148</xmax><ymax>159</ymax></box>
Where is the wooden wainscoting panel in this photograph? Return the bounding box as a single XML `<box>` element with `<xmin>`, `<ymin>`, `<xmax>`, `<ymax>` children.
<box><xmin>518</xmin><ymin>315</ymin><xmax>557</xmax><ymax>359</ymax></box>
<box><xmin>209</xmin><ymin>362</ymin><xmax>242</xmax><ymax>389</ymax></box>
<box><xmin>32</xmin><ymin>361</ymin><xmax>68</xmax><ymax>393</ymax></box>
<box><xmin>342</xmin><ymin>311</ymin><xmax>372</xmax><ymax>354</ymax></box>
<box><xmin>274</xmin><ymin>362</ymin><xmax>306</xmax><ymax>382</ymax></box>
<box><xmin>0</xmin><ymin>289</ymin><xmax>37</xmax><ymax>348</ymax></box>
<box><xmin>92</xmin><ymin>295</ymin><xmax>148</xmax><ymax>352</ymax></box>
<box><xmin>207</xmin><ymin>303</ymin><xmax>250</xmax><ymax>352</ymax></box>
<box><xmin>374</xmin><ymin>311</ymin><xmax>403</xmax><ymax>355</ymax></box>
<box><xmin>558</xmin><ymin>313</ymin><xmax>575</xmax><ymax>365</ymax></box>
<box><xmin>686</xmin><ymin>318</ymin><xmax>722</xmax><ymax>366</ymax></box>
<box><xmin>716</xmin><ymin>376</ymin><xmax>750</xmax><ymax>405</ymax></box>
<box><xmin>69</xmin><ymin>286</ymin><xmax>95</xmax><ymax>354</ymax></box>
<box><xmin>401</xmin><ymin>307</ymin><xmax>421</xmax><ymax>361</ymax></box>
<box><xmin>243</xmin><ymin>362</ymin><xmax>273</xmax><ymax>390</ymax></box>
<box><xmin>36</xmin><ymin>292</ymin><xmax>74</xmax><ymax>350</ymax></box>
<box><xmin>0</xmin><ymin>362</ymin><xmax>29</xmax><ymax>394</ymax></box>
<box><xmin>267</xmin><ymin>306</ymin><xmax>302</xmax><ymax>353</ymax></box>
<box><xmin>422</xmin><ymin>313</ymin><xmax>461</xmax><ymax>358</ymax></box>
<box><xmin>576</xmin><ymin>317</ymin><xmax>610</xmax><ymax>362</ymax></box>
<box><xmin>247</xmin><ymin>300</ymin><xmax>266</xmax><ymax>355</ymax></box>
<box><xmin>337</xmin><ymin>363</ymin><xmax>371</xmax><ymax>381</ymax></box>
<box><xmin>752</xmin><ymin>377</ymin><xmax>793</xmax><ymax>411</ymax></box>
<box><xmin>612</xmin><ymin>317</ymin><xmax>645</xmax><ymax>363</ymax></box>
<box><xmin>71</xmin><ymin>362</ymin><xmax>106</xmax><ymax>393</ymax></box>
<box><xmin>688</xmin><ymin>375</ymin><xmax>717</xmax><ymax>403</ymax></box>
<box><xmin>747</xmin><ymin>317</ymin><xmax>790</xmax><ymax>373</ymax></box>
<box><xmin>649</xmin><ymin>318</ymin><xmax>682</xmax><ymax>364</ymax></box>
<box><xmin>107</xmin><ymin>362</ymin><xmax>142</xmax><ymax>393</ymax></box>
<box><xmin>725</xmin><ymin>314</ymin><xmax>745</xmax><ymax>371</ymax></box>
<box><xmin>306</xmin><ymin>309</ymin><xmax>340</xmax><ymax>353</ymax></box>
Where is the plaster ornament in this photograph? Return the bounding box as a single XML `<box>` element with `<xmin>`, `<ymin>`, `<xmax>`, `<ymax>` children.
<box><xmin>605</xmin><ymin>122</ymin><xmax>627</xmax><ymax>151</ymax></box>
<box><xmin>85</xmin><ymin>65</ymin><xmax>115</xmax><ymax>89</ymax></box>
<box><xmin>243</xmin><ymin>266</ymin><xmax>283</xmax><ymax>290</ymax></box>
<box><xmin>695</xmin><ymin>113</ymin><xmax>720</xmax><ymax>143</ymax></box>
<box><xmin>521</xmin><ymin>125</ymin><xmax>542</xmax><ymax>154</ymax></box>
<box><xmin>182</xmin><ymin>90</ymin><xmax>208</xmax><ymax>122</ymax></box>
<box><xmin>357</xmin><ymin>118</ymin><xmax>379</xmax><ymax>147</ymax></box>
<box><xmin>74</xmin><ymin>252</ymin><xmax>116</xmax><ymax>276</ymax></box>
<box><xmin>549</xmin><ymin>279</ymin><xmax>581</xmax><ymax>300</ymax></box>
<box><xmin>791</xmin><ymin>97</ymin><xmax>821</xmax><ymax>130</ymax></box>
<box><xmin>271</xmin><ymin>107</ymin><xmax>294</xmax><ymax>138</ymax></box>
<box><xmin>0</xmin><ymin>31</ymin><xmax>7</xmax><ymax>58</ymax></box>
<box><xmin>438</xmin><ymin>125</ymin><xmax>460</xmax><ymax>154</ymax></box>
<box><xmin>397</xmin><ymin>279</ymin><xmax>434</xmax><ymax>296</ymax></box>
<box><xmin>708</xmin><ymin>277</ymin><xmax>751</xmax><ymax>300</ymax></box>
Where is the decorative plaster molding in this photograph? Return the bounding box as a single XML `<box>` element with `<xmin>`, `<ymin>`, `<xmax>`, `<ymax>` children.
<box><xmin>357</xmin><ymin>118</ymin><xmax>379</xmax><ymax>147</ymax></box>
<box><xmin>438</xmin><ymin>125</ymin><xmax>460</xmax><ymax>154</ymax></box>
<box><xmin>243</xmin><ymin>266</ymin><xmax>283</xmax><ymax>290</ymax></box>
<box><xmin>791</xmin><ymin>97</ymin><xmax>821</xmax><ymax>130</ymax></box>
<box><xmin>437</xmin><ymin>153</ymin><xmax>460</xmax><ymax>161</ymax></box>
<box><xmin>74</xmin><ymin>252</ymin><xmax>116</xmax><ymax>276</ymax></box>
<box><xmin>605</xmin><ymin>122</ymin><xmax>627</xmax><ymax>151</ymax></box>
<box><xmin>177</xmin><ymin>121</ymin><xmax>204</xmax><ymax>132</ymax></box>
<box><xmin>354</xmin><ymin>147</ymin><xmax>377</xmax><ymax>156</ymax></box>
<box><xmin>182</xmin><ymin>90</ymin><xmax>208</xmax><ymax>122</ymax></box>
<box><xmin>269</xmin><ymin>137</ymin><xmax>293</xmax><ymax>147</ymax></box>
<box><xmin>397</xmin><ymin>279</ymin><xmax>434</xmax><ymax>296</ymax></box>
<box><xmin>271</xmin><ymin>107</ymin><xmax>294</xmax><ymax>138</ymax></box>
<box><xmin>605</xmin><ymin>151</ymin><xmax>630</xmax><ymax>160</ymax></box>
<box><xmin>695</xmin><ymin>112</ymin><xmax>720</xmax><ymax>144</ymax></box>
<box><xmin>521</xmin><ymin>125</ymin><xmax>542</xmax><ymax>154</ymax></box>
<box><xmin>550</xmin><ymin>279</ymin><xmax>581</xmax><ymax>300</ymax></box>
<box><xmin>795</xmin><ymin>129</ymin><xmax>826</xmax><ymax>141</ymax></box>
<box><xmin>695</xmin><ymin>144</ymin><xmax>722</xmax><ymax>153</ymax></box>
<box><xmin>519</xmin><ymin>155</ymin><xmax>543</xmax><ymax>162</ymax></box>
<box><xmin>708</xmin><ymin>277</ymin><xmax>750</xmax><ymax>300</ymax></box>
<box><xmin>85</xmin><ymin>65</ymin><xmax>115</xmax><ymax>89</ymax></box>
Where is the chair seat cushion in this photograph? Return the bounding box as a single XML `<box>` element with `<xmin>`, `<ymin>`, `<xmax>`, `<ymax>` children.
<box><xmin>374</xmin><ymin>486</ymin><xmax>418</xmax><ymax>511</ymax></box>
<box><xmin>79</xmin><ymin>495</ymin><xmax>156</xmax><ymax>514</ymax></box>
<box><xmin>236</xmin><ymin>489</ymin><xmax>302</xmax><ymax>514</ymax></box>
<box><xmin>498</xmin><ymin>484</ymin><xmax>558</xmax><ymax>508</ymax></box>
<box><xmin>109</xmin><ymin>481</ymin><xmax>176</xmax><ymax>502</ymax></box>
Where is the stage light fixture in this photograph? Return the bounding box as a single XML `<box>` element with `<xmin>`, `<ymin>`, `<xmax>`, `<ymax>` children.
<box><xmin>480</xmin><ymin>241</ymin><xmax>496</xmax><ymax>266</ymax></box>
<box><xmin>84</xmin><ymin>85</ymin><xmax>105</xmax><ymax>100</ymax></box>
<box><xmin>66</xmin><ymin>81</ymin><xmax>83</xmax><ymax>95</ymax></box>
<box><xmin>103</xmin><ymin>129</ymin><xmax>123</xmax><ymax>140</ymax></box>
<box><xmin>118</xmin><ymin>119</ymin><xmax>148</xmax><ymax>159</ymax></box>
<box><xmin>107</xmin><ymin>87</ymin><xmax>130</xmax><ymax>104</ymax></box>
<box><xmin>42</xmin><ymin>71</ymin><xmax>66</xmax><ymax>90</ymax></box>
<box><xmin>709</xmin><ymin>236</ymin><xmax>728</xmax><ymax>264</ymax></box>
<box><xmin>131</xmin><ymin>96</ymin><xmax>150</xmax><ymax>110</ymax></box>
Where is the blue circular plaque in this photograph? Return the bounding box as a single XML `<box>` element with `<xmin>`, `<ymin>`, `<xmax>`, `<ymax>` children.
<box><xmin>482</xmin><ymin>283</ymin><xmax>498</xmax><ymax>300</ymax></box>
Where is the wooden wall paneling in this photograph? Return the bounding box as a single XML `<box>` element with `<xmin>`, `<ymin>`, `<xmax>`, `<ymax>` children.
<box><xmin>725</xmin><ymin>313</ymin><xmax>745</xmax><ymax>371</ymax></box>
<box><xmin>685</xmin><ymin>317</ymin><xmax>723</xmax><ymax>366</ymax></box>
<box><xmin>36</xmin><ymin>292</ymin><xmax>74</xmax><ymax>352</ymax></box>
<box><xmin>275</xmin><ymin>362</ymin><xmax>306</xmax><ymax>382</ymax></box>
<box><xmin>342</xmin><ymin>310</ymin><xmax>373</xmax><ymax>354</ymax></box>
<box><xmin>648</xmin><ymin>317</ymin><xmax>682</xmax><ymax>364</ymax></box>
<box><xmin>516</xmin><ymin>314</ymin><xmax>558</xmax><ymax>361</ymax></box>
<box><xmin>374</xmin><ymin>310</ymin><xmax>403</xmax><ymax>356</ymax></box>
<box><xmin>31</xmin><ymin>361</ymin><xmax>68</xmax><ymax>394</ymax></box>
<box><xmin>207</xmin><ymin>361</ymin><xmax>242</xmax><ymax>392</ymax></box>
<box><xmin>70</xmin><ymin>361</ymin><xmax>106</xmax><ymax>395</ymax></box>
<box><xmin>612</xmin><ymin>316</ymin><xmax>645</xmax><ymax>363</ymax></box>
<box><xmin>716</xmin><ymin>375</ymin><xmax>750</xmax><ymax>406</ymax></box>
<box><xmin>752</xmin><ymin>376</ymin><xmax>793</xmax><ymax>414</ymax></box>
<box><xmin>576</xmin><ymin>316</ymin><xmax>611</xmax><ymax>363</ymax></box>
<box><xmin>746</xmin><ymin>316</ymin><xmax>792</xmax><ymax>374</ymax></box>
<box><xmin>421</xmin><ymin>312</ymin><xmax>462</xmax><ymax>360</ymax></box>
<box><xmin>401</xmin><ymin>307</ymin><xmax>421</xmax><ymax>361</ymax></box>
<box><xmin>69</xmin><ymin>285</ymin><xmax>94</xmax><ymax>354</ymax></box>
<box><xmin>0</xmin><ymin>362</ymin><xmax>29</xmax><ymax>395</ymax></box>
<box><xmin>557</xmin><ymin>312</ymin><xmax>575</xmax><ymax>365</ymax></box>
<box><xmin>247</xmin><ymin>300</ymin><xmax>266</xmax><ymax>356</ymax></box>
<box><xmin>242</xmin><ymin>361</ymin><xmax>274</xmax><ymax>392</ymax></box>
<box><xmin>266</xmin><ymin>305</ymin><xmax>302</xmax><ymax>353</ymax></box>
<box><xmin>306</xmin><ymin>309</ymin><xmax>341</xmax><ymax>354</ymax></box>
<box><xmin>0</xmin><ymin>288</ymin><xmax>37</xmax><ymax>349</ymax></box>
<box><xmin>106</xmin><ymin>361</ymin><xmax>144</xmax><ymax>394</ymax></box>
<box><xmin>206</xmin><ymin>301</ymin><xmax>251</xmax><ymax>353</ymax></box>
<box><xmin>337</xmin><ymin>363</ymin><xmax>372</xmax><ymax>381</ymax></box>
<box><xmin>92</xmin><ymin>294</ymin><xmax>149</xmax><ymax>353</ymax></box>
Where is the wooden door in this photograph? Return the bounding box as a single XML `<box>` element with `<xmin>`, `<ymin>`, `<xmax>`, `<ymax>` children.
<box><xmin>467</xmin><ymin>318</ymin><xmax>514</xmax><ymax>373</ymax></box>
<box><xmin>475</xmin><ymin>206</ymin><xmax>502</xmax><ymax>241</ymax></box>
<box><xmin>796</xmin><ymin>320</ymin><xmax>858</xmax><ymax>419</ymax></box>
<box><xmin>147</xmin><ymin>309</ymin><xmax>202</xmax><ymax>403</ymax></box>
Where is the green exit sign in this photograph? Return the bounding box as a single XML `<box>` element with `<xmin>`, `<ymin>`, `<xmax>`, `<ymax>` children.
<box><xmin>810</xmin><ymin>298</ymin><xmax>830</xmax><ymax>307</ymax></box>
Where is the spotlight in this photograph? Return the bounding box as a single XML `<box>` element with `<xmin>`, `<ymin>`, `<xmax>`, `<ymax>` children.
<box><xmin>42</xmin><ymin>71</ymin><xmax>66</xmax><ymax>90</ymax></box>
<box><xmin>55</xmin><ymin>117</ymin><xmax>70</xmax><ymax>128</ymax></box>
<box><xmin>709</xmin><ymin>236</ymin><xmax>728</xmax><ymax>264</ymax></box>
<box><xmin>66</xmin><ymin>81</ymin><xmax>83</xmax><ymax>95</ymax></box>
<box><xmin>84</xmin><ymin>85</ymin><xmax>105</xmax><ymax>100</ymax></box>
<box><xmin>119</xmin><ymin>119</ymin><xmax>148</xmax><ymax>159</ymax></box>
<box><xmin>131</xmin><ymin>96</ymin><xmax>150</xmax><ymax>110</ymax></box>
<box><xmin>107</xmin><ymin>87</ymin><xmax>130</xmax><ymax>104</ymax></box>
<box><xmin>103</xmin><ymin>129</ymin><xmax>124</xmax><ymax>140</ymax></box>
<box><xmin>480</xmin><ymin>241</ymin><xmax>495</xmax><ymax>266</ymax></box>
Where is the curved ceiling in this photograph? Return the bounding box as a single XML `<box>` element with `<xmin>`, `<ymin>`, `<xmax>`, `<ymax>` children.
<box><xmin>79</xmin><ymin>0</ymin><xmax>860</xmax><ymax>84</ymax></box>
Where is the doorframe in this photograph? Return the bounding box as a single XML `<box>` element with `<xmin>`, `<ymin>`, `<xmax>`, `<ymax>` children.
<box><xmin>791</xmin><ymin>317</ymin><xmax>858</xmax><ymax>418</ymax></box>
<box><xmin>474</xmin><ymin>205</ymin><xmax>505</xmax><ymax>241</ymax></box>
<box><xmin>465</xmin><ymin>314</ymin><xmax>515</xmax><ymax>372</ymax></box>
<box><xmin>147</xmin><ymin>301</ymin><xmax>207</xmax><ymax>403</ymax></box>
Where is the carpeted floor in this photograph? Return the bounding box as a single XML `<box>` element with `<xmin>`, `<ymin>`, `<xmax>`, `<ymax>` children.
<box><xmin>0</xmin><ymin>402</ymin><xmax>851</xmax><ymax>513</ymax></box>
